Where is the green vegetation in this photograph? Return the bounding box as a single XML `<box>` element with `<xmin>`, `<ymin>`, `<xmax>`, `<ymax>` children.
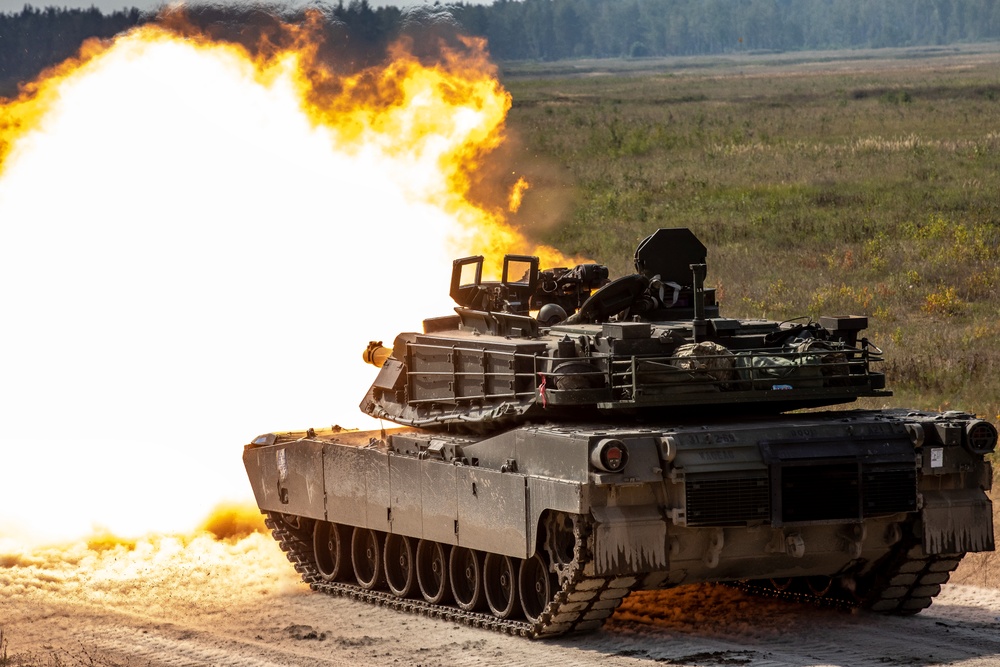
<box><xmin>502</xmin><ymin>52</ymin><xmax>1000</xmax><ymax>429</ymax></box>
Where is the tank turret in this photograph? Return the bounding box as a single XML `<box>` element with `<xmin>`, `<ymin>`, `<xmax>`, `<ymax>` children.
<box><xmin>360</xmin><ymin>228</ymin><xmax>888</xmax><ymax>431</ymax></box>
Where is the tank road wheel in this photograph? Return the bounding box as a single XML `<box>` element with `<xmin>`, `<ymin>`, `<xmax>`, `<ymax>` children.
<box><xmin>484</xmin><ymin>553</ymin><xmax>521</xmax><ymax>619</ymax></box>
<box><xmin>383</xmin><ymin>534</ymin><xmax>417</xmax><ymax>598</ymax></box>
<box><xmin>769</xmin><ymin>577</ymin><xmax>794</xmax><ymax>592</ymax></box>
<box><xmin>416</xmin><ymin>540</ymin><xmax>451</xmax><ymax>604</ymax></box>
<box><xmin>519</xmin><ymin>552</ymin><xmax>555</xmax><ymax>623</ymax></box>
<box><xmin>351</xmin><ymin>527</ymin><xmax>385</xmax><ymax>590</ymax></box>
<box><xmin>449</xmin><ymin>547</ymin><xmax>485</xmax><ymax>612</ymax></box>
<box><xmin>313</xmin><ymin>521</ymin><xmax>348</xmax><ymax>581</ymax></box>
<box><xmin>807</xmin><ymin>575</ymin><xmax>833</xmax><ymax>596</ymax></box>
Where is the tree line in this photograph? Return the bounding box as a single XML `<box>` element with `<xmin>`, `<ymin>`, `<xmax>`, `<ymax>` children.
<box><xmin>3</xmin><ymin>0</ymin><xmax>1000</xmax><ymax>95</ymax></box>
<box><xmin>0</xmin><ymin>5</ymin><xmax>143</xmax><ymax>95</ymax></box>
<box><xmin>452</xmin><ymin>0</ymin><xmax>1000</xmax><ymax>60</ymax></box>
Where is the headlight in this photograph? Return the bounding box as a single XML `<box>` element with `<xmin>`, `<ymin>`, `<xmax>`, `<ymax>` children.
<box><xmin>965</xmin><ymin>420</ymin><xmax>998</xmax><ymax>455</ymax></box>
<box><xmin>591</xmin><ymin>438</ymin><xmax>629</xmax><ymax>472</ymax></box>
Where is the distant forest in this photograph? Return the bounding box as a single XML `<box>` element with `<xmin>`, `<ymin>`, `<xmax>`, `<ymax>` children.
<box><xmin>4</xmin><ymin>0</ymin><xmax>1000</xmax><ymax>94</ymax></box>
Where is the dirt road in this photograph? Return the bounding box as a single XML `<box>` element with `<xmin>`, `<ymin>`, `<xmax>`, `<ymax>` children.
<box><xmin>3</xmin><ymin>533</ymin><xmax>999</xmax><ymax>667</ymax></box>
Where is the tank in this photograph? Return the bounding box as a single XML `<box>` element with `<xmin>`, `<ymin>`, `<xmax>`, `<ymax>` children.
<box><xmin>243</xmin><ymin>228</ymin><xmax>996</xmax><ymax>638</ymax></box>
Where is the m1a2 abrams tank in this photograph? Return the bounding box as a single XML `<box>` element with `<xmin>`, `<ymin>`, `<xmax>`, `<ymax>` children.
<box><xmin>243</xmin><ymin>228</ymin><xmax>996</xmax><ymax>638</ymax></box>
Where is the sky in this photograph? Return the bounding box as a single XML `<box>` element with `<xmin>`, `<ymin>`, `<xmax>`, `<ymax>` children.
<box><xmin>0</xmin><ymin>0</ymin><xmax>488</xmax><ymax>15</ymax></box>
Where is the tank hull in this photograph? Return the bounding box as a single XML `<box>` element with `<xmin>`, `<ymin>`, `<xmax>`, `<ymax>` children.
<box><xmin>244</xmin><ymin>407</ymin><xmax>994</xmax><ymax>636</ymax></box>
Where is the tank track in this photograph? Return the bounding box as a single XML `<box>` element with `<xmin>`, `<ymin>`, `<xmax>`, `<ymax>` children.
<box><xmin>264</xmin><ymin>511</ymin><xmax>638</xmax><ymax>638</ymax></box>
<box><xmin>731</xmin><ymin>579</ymin><xmax>858</xmax><ymax>611</ymax></box>
<box><xmin>859</xmin><ymin>542</ymin><xmax>964</xmax><ymax>615</ymax></box>
<box><xmin>735</xmin><ymin>540</ymin><xmax>964</xmax><ymax>614</ymax></box>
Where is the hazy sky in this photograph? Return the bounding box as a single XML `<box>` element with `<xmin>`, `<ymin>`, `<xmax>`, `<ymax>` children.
<box><xmin>0</xmin><ymin>0</ymin><xmax>486</xmax><ymax>15</ymax></box>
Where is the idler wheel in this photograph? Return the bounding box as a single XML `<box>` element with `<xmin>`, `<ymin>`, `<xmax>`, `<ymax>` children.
<box><xmin>313</xmin><ymin>521</ymin><xmax>348</xmax><ymax>581</ymax></box>
<box><xmin>351</xmin><ymin>527</ymin><xmax>385</xmax><ymax>590</ymax></box>
<box><xmin>416</xmin><ymin>540</ymin><xmax>451</xmax><ymax>604</ymax></box>
<box><xmin>383</xmin><ymin>534</ymin><xmax>417</xmax><ymax>598</ymax></box>
<box><xmin>449</xmin><ymin>547</ymin><xmax>485</xmax><ymax>612</ymax></box>
<box><xmin>519</xmin><ymin>553</ymin><xmax>555</xmax><ymax>623</ymax></box>
<box><xmin>484</xmin><ymin>553</ymin><xmax>521</xmax><ymax>619</ymax></box>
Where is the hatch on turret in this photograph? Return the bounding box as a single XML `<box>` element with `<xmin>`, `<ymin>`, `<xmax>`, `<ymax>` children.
<box><xmin>634</xmin><ymin>228</ymin><xmax>707</xmax><ymax>284</ymax></box>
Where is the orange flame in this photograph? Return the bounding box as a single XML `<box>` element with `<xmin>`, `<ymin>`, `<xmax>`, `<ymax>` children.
<box><xmin>508</xmin><ymin>175</ymin><xmax>530</xmax><ymax>213</ymax></box>
<box><xmin>197</xmin><ymin>502</ymin><xmax>269</xmax><ymax>541</ymax></box>
<box><xmin>0</xmin><ymin>37</ymin><xmax>109</xmax><ymax>167</ymax></box>
<box><xmin>1</xmin><ymin>16</ymin><xmax>569</xmax><ymax>267</ymax></box>
<box><xmin>0</xmin><ymin>14</ymin><xmax>585</xmax><ymax>545</ymax></box>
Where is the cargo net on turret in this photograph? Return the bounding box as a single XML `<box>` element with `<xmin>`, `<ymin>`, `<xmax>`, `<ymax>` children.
<box><xmin>627</xmin><ymin>339</ymin><xmax>856</xmax><ymax>392</ymax></box>
<box><xmin>535</xmin><ymin>336</ymin><xmax>887</xmax><ymax>410</ymax></box>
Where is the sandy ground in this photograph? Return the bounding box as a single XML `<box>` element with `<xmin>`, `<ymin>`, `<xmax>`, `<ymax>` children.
<box><xmin>2</xmin><ymin>531</ymin><xmax>999</xmax><ymax>667</ymax></box>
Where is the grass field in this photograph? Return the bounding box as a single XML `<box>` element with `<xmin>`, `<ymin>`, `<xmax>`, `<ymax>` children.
<box><xmin>500</xmin><ymin>44</ymin><xmax>1000</xmax><ymax>434</ymax></box>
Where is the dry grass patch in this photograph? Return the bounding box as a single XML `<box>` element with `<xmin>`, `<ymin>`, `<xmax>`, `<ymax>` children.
<box><xmin>505</xmin><ymin>53</ymin><xmax>1000</xmax><ymax>423</ymax></box>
